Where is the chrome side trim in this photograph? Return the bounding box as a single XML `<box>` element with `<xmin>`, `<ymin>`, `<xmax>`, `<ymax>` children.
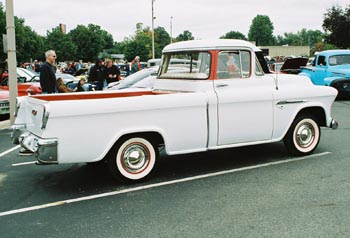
<box><xmin>276</xmin><ymin>100</ymin><xmax>307</xmax><ymax>105</ymax></box>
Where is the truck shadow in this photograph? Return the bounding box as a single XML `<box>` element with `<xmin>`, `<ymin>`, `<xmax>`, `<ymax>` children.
<box><xmin>43</xmin><ymin>142</ymin><xmax>291</xmax><ymax>197</ymax></box>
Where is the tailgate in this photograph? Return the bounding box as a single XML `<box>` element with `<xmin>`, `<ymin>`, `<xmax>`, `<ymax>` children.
<box><xmin>15</xmin><ymin>96</ymin><xmax>49</xmax><ymax>136</ymax></box>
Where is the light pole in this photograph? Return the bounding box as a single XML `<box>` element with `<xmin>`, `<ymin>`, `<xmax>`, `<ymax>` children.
<box><xmin>170</xmin><ymin>16</ymin><xmax>173</xmax><ymax>43</ymax></box>
<box><xmin>151</xmin><ymin>0</ymin><xmax>155</xmax><ymax>59</ymax></box>
<box><xmin>5</xmin><ymin>0</ymin><xmax>18</xmax><ymax>125</ymax></box>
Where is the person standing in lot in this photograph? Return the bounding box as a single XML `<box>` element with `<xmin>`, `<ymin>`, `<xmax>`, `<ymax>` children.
<box><xmin>40</xmin><ymin>50</ymin><xmax>57</xmax><ymax>94</ymax></box>
<box><xmin>89</xmin><ymin>59</ymin><xmax>106</xmax><ymax>90</ymax></box>
<box><xmin>105</xmin><ymin>59</ymin><xmax>121</xmax><ymax>84</ymax></box>
<box><xmin>131</xmin><ymin>56</ymin><xmax>141</xmax><ymax>74</ymax></box>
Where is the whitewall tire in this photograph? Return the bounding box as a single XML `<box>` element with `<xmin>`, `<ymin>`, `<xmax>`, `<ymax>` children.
<box><xmin>284</xmin><ymin>115</ymin><xmax>321</xmax><ymax>156</ymax></box>
<box><xmin>108</xmin><ymin>137</ymin><xmax>158</xmax><ymax>182</ymax></box>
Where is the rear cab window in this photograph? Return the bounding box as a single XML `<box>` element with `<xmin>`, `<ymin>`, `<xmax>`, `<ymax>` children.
<box><xmin>159</xmin><ymin>51</ymin><xmax>211</xmax><ymax>80</ymax></box>
<box><xmin>217</xmin><ymin>50</ymin><xmax>251</xmax><ymax>79</ymax></box>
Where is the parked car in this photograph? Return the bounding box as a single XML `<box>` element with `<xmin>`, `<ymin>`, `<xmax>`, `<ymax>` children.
<box><xmin>0</xmin><ymin>89</ymin><xmax>9</xmax><ymax>115</ymax></box>
<box><xmin>16</xmin><ymin>67</ymin><xmax>40</xmax><ymax>82</ymax></box>
<box><xmin>105</xmin><ymin>67</ymin><xmax>158</xmax><ymax>90</ymax></box>
<box><xmin>299</xmin><ymin>50</ymin><xmax>350</xmax><ymax>98</ymax></box>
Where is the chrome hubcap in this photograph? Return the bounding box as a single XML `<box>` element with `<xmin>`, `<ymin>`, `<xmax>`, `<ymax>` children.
<box><xmin>122</xmin><ymin>144</ymin><xmax>149</xmax><ymax>173</ymax></box>
<box><xmin>296</xmin><ymin>123</ymin><xmax>315</xmax><ymax>148</ymax></box>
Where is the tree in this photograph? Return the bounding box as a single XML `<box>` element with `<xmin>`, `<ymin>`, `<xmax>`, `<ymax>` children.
<box><xmin>323</xmin><ymin>5</ymin><xmax>350</xmax><ymax>48</ymax></box>
<box><xmin>248</xmin><ymin>15</ymin><xmax>274</xmax><ymax>46</ymax></box>
<box><xmin>0</xmin><ymin>3</ymin><xmax>6</xmax><ymax>61</ymax></box>
<box><xmin>69</xmin><ymin>24</ymin><xmax>113</xmax><ymax>62</ymax></box>
<box><xmin>45</xmin><ymin>27</ymin><xmax>77</xmax><ymax>62</ymax></box>
<box><xmin>220</xmin><ymin>31</ymin><xmax>247</xmax><ymax>40</ymax></box>
<box><xmin>175</xmin><ymin>30</ymin><xmax>194</xmax><ymax>42</ymax></box>
<box><xmin>0</xmin><ymin>3</ymin><xmax>44</xmax><ymax>62</ymax></box>
<box><xmin>154</xmin><ymin>27</ymin><xmax>171</xmax><ymax>58</ymax></box>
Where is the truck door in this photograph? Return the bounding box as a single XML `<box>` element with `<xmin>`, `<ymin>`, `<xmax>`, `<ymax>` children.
<box><xmin>313</xmin><ymin>55</ymin><xmax>328</xmax><ymax>85</ymax></box>
<box><xmin>214</xmin><ymin>50</ymin><xmax>275</xmax><ymax>145</ymax></box>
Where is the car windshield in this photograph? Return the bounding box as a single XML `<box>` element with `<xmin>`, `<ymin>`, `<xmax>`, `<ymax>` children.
<box><xmin>329</xmin><ymin>54</ymin><xmax>350</xmax><ymax>66</ymax></box>
<box><xmin>159</xmin><ymin>51</ymin><xmax>211</xmax><ymax>80</ymax></box>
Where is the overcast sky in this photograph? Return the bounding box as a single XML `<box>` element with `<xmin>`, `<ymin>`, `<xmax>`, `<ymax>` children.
<box><xmin>3</xmin><ymin>0</ymin><xmax>349</xmax><ymax>42</ymax></box>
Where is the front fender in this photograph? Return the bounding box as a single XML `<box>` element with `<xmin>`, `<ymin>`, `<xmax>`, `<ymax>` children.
<box><xmin>324</xmin><ymin>76</ymin><xmax>346</xmax><ymax>86</ymax></box>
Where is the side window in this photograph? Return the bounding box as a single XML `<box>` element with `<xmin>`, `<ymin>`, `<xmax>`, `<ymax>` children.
<box><xmin>255</xmin><ymin>56</ymin><xmax>264</xmax><ymax>76</ymax></box>
<box><xmin>217</xmin><ymin>50</ymin><xmax>251</xmax><ymax>79</ymax></box>
<box><xmin>317</xmin><ymin>56</ymin><xmax>326</xmax><ymax>66</ymax></box>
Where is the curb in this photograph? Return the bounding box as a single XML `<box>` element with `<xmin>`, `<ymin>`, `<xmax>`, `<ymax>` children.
<box><xmin>0</xmin><ymin>120</ymin><xmax>10</xmax><ymax>130</ymax></box>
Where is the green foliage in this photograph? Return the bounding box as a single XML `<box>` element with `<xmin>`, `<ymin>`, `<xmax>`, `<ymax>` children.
<box><xmin>0</xmin><ymin>3</ymin><xmax>6</xmax><ymax>61</ymax></box>
<box><xmin>111</xmin><ymin>24</ymin><xmax>171</xmax><ymax>61</ymax></box>
<box><xmin>0</xmin><ymin>3</ymin><xmax>44</xmax><ymax>62</ymax></box>
<box><xmin>323</xmin><ymin>5</ymin><xmax>350</xmax><ymax>48</ymax></box>
<box><xmin>69</xmin><ymin>24</ymin><xmax>112</xmax><ymax>62</ymax></box>
<box><xmin>175</xmin><ymin>30</ymin><xmax>194</xmax><ymax>42</ymax></box>
<box><xmin>276</xmin><ymin>29</ymin><xmax>324</xmax><ymax>46</ymax></box>
<box><xmin>45</xmin><ymin>27</ymin><xmax>76</xmax><ymax>61</ymax></box>
<box><xmin>154</xmin><ymin>27</ymin><xmax>171</xmax><ymax>58</ymax></box>
<box><xmin>220</xmin><ymin>31</ymin><xmax>247</xmax><ymax>40</ymax></box>
<box><xmin>248</xmin><ymin>15</ymin><xmax>274</xmax><ymax>46</ymax></box>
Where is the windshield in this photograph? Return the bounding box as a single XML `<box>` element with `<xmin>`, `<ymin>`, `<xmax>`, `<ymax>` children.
<box><xmin>329</xmin><ymin>54</ymin><xmax>350</xmax><ymax>66</ymax></box>
<box><xmin>159</xmin><ymin>51</ymin><xmax>211</xmax><ymax>80</ymax></box>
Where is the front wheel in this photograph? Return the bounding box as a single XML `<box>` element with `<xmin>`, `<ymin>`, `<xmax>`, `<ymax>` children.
<box><xmin>107</xmin><ymin>137</ymin><xmax>158</xmax><ymax>182</ymax></box>
<box><xmin>283</xmin><ymin>115</ymin><xmax>321</xmax><ymax>156</ymax></box>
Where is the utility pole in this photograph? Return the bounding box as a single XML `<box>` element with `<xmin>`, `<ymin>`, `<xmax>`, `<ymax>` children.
<box><xmin>151</xmin><ymin>0</ymin><xmax>155</xmax><ymax>59</ymax></box>
<box><xmin>5</xmin><ymin>0</ymin><xmax>18</xmax><ymax>125</ymax></box>
<box><xmin>170</xmin><ymin>16</ymin><xmax>173</xmax><ymax>44</ymax></box>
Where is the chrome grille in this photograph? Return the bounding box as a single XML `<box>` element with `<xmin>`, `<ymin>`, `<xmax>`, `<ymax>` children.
<box><xmin>0</xmin><ymin>100</ymin><xmax>10</xmax><ymax>108</ymax></box>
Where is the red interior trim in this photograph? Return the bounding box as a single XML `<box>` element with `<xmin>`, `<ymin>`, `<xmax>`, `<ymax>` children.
<box><xmin>32</xmin><ymin>91</ymin><xmax>168</xmax><ymax>101</ymax></box>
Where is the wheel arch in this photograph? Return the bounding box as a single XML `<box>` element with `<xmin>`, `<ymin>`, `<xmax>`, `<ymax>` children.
<box><xmin>104</xmin><ymin>131</ymin><xmax>165</xmax><ymax>161</ymax></box>
<box><xmin>294</xmin><ymin>106</ymin><xmax>326</xmax><ymax>127</ymax></box>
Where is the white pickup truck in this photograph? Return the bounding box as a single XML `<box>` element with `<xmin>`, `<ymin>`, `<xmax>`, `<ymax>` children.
<box><xmin>11</xmin><ymin>39</ymin><xmax>338</xmax><ymax>182</ymax></box>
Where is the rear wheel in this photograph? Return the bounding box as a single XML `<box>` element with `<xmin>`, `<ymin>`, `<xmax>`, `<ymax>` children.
<box><xmin>283</xmin><ymin>114</ymin><xmax>320</xmax><ymax>156</ymax></box>
<box><xmin>107</xmin><ymin>137</ymin><xmax>158</xmax><ymax>182</ymax></box>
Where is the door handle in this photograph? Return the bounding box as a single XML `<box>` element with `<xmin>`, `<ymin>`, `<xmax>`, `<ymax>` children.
<box><xmin>216</xmin><ymin>84</ymin><xmax>228</xmax><ymax>88</ymax></box>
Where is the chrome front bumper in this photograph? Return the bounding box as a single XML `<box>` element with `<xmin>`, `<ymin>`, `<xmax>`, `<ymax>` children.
<box><xmin>12</xmin><ymin>127</ymin><xmax>58</xmax><ymax>164</ymax></box>
<box><xmin>330</xmin><ymin>118</ymin><xmax>338</xmax><ymax>130</ymax></box>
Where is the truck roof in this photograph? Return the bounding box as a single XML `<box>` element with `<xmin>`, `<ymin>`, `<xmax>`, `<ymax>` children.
<box><xmin>163</xmin><ymin>39</ymin><xmax>262</xmax><ymax>53</ymax></box>
<box><xmin>318</xmin><ymin>49</ymin><xmax>350</xmax><ymax>57</ymax></box>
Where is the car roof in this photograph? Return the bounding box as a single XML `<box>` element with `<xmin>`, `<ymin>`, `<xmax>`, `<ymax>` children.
<box><xmin>163</xmin><ymin>39</ymin><xmax>261</xmax><ymax>53</ymax></box>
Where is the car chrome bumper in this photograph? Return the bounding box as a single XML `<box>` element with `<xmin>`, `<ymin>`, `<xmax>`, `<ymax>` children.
<box><xmin>20</xmin><ymin>132</ymin><xmax>58</xmax><ymax>165</ymax></box>
<box><xmin>11</xmin><ymin>124</ymin><xmax>26</xmax><ymax>144</ymax></box>
<box><xmin>330</xmin><ymin>118</ymin><xmax>338</xmax><ymax>130</ymax></box>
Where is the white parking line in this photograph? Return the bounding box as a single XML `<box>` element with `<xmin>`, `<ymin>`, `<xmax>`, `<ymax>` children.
<box><xmin>12</xmin><ymin>161</ymin><xmax>36</xmax><ymax>166</ymax></box>
<box><xmin>0</xmin><ymin>145</ymin><xmax>20</xmax><ymax>158</ymax></box>
<box><xmin>0</xmin><ymin>151</ymin><xmax>331</xmax><ymax>217</ymax></box>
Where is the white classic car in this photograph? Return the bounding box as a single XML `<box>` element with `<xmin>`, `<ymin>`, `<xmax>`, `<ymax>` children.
<box><xmin>11</xmin><ymin>39</ymin><xmax>338</xmax><ymax>182</ymax></box>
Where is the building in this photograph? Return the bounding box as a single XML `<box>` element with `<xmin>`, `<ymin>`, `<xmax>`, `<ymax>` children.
<box><xmin>260</xmin><ymin>45</ymin><xmax>310</xmax><ymax>57</ymax></box>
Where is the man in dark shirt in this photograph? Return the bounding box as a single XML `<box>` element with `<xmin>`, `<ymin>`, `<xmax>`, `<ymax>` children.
<box><xmin>89</xmin><ymin>59</ymin><xmax>106</xmax><ymax>90</ymax></box>
<box><xmin>40</xmin><ymin>50</ymin><xmax>57</xmax><ymax>94</ymax></box>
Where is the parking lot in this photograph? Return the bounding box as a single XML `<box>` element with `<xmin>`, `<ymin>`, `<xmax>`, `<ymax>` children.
<box><xmin>0</xmin><ymin>101</ymin><xmax>350</xmax><ymax>238</ymax></box>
